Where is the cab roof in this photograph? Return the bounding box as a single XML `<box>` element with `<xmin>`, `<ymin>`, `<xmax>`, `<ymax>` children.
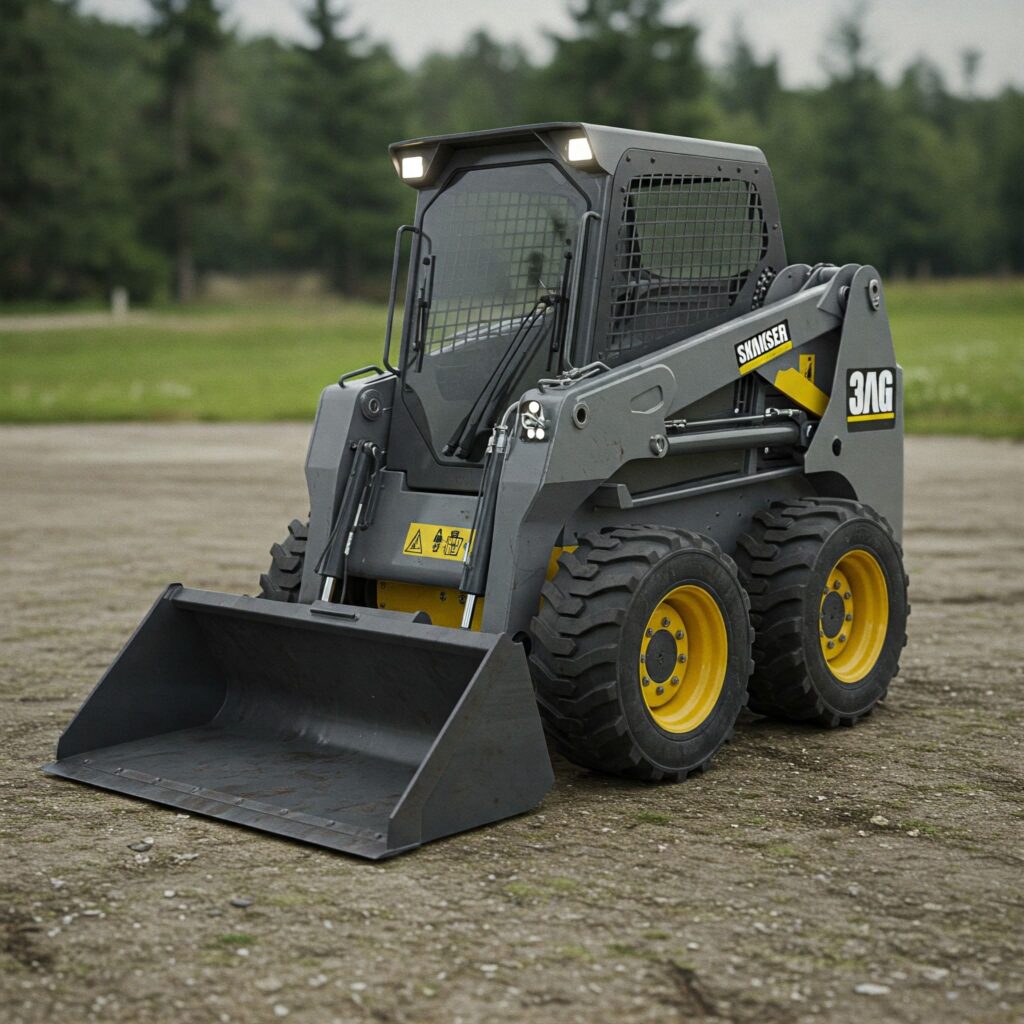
<box><xmin>388</xmin><ymin>121</ymin><xmax>768</xmax><ymax>177</ymax></box>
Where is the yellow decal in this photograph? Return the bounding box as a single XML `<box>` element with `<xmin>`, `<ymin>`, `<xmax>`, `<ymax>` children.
<box><xmin>847</xmin><ymin>411</ymin><xmax>896</xmax><ymax>423</ymax></box>
<box><xmin>773</xmin><ymin>367</ymin><xmax>829</xmax><ymax>417</ymax></box>
<box><xmin>402</xmin><ymin>522</ymin><xmax>475</xmax><ymax>562</ymax></box>
<box><xmin>740</xmin><ymin>340</ymin><xmax>792</xmax><ymax>374</ymax></box>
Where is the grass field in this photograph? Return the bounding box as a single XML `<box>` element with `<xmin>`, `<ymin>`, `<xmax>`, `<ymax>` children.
<box><xmin>0</xmin><ymin>279</ymin><xmax>1021</xmax><ymax>435</ymax></box>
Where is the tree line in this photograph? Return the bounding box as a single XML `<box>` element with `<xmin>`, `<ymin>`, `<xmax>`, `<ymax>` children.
<box><xmin>2</xmin><ymin>0</ymin><xmax>1021</xmax><ymax>303</ymax></box>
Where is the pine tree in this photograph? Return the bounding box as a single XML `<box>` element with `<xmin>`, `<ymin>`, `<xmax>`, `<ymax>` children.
<box><xmin>412</xmin><ymin>32</ymin><xmax>535</xmax><ymax>135</ymax></box>
<box><xmin>719</xmin><ymin>27</ymin><xmax>781</xmax><ymax>124</ymax></box>
<box><xmin>537</xmin><ymin>0</ymin><xmax>708</xmax><ymax>135</ymax></box>
<box><xmin>274</xmin><ymin>0</ymin><xmax>407</xmax><ymax>292</ymax></box>
<box><xmin>0</xmin><ymin>0</ymin><xmax>163</xmax><ymax>300</ymax></box>
<box><xmin>146</xmin><ymin>0</ymin><xmax>235</xmax><ymax>301</ymax></box>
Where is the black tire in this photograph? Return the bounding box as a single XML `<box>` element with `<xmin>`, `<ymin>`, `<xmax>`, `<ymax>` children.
<box><xmin>529</xmin><ymin>526</ymin><xmax>753</xmax><ymax>782</ymax></box>
<box><xmin>258</xmin><ymin>519</ymin><xmax>308</xmax><ymax>602</ymax></box>
<box><xmin>735</xmin><ymin>498</ymin><xmax>909</xmax><ymax>727</ymax></box>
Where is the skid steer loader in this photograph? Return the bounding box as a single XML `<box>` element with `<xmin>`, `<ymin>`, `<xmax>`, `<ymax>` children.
<box><xmin>46</xmin><ymin>123</ymin><xmax>908</xmax><ymax>859</ymax></box>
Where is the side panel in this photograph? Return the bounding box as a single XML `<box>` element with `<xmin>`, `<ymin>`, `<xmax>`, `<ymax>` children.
<box><xmin>804</xmin><ymin>267</ymin><xmax>903</xmax><ymax>538</ymax></box>
<box><xmin>300</xmin><ymin>377</ymin><xmax>394</xmax><ymax>603</ymax></box>
<box><xmin>565</xmin><ymin>473</ymin><xmax>811</xmax><ymax>556</ymax></box>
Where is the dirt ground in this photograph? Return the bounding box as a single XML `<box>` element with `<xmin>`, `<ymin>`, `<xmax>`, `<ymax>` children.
<box><xmin>1</xmin><ymin>425</ymin><xmax>1021</xmax><ymax>1024</ymax></box>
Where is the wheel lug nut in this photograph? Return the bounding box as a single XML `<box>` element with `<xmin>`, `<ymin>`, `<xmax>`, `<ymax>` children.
<box><xmin>844</xmin><ymin>591</ymin><xmax>852</xmax><ymax>600</ymax></box>
<box><xmin>839</xmin><ymin>634</ymin><xmax>847</xmax><ymax>642</ymax></box>
<box><xmin>646</xmin><ymin>628</ymin><xmax>654</xmax><ymax>638</ymax></box>
<box><xmin>827</xmin><ymin>640</ymin><xmax>835</xmax><ymax>649</ymax></box>
<box><xmin>845</xmin><ymin>613</ymin><xmax>853</xmax><ymax>622</ymax></box>
<box><xmin>675</xmin><ymin>630</ymin><xmax>684</xmax><ymax>639</ymax></box>
<box><xmin>671</xmin><ymin>676</ymin><xmax>679</xmax><ymax>685</ymax></box>
<box><xmin>678</xmin><ymin>654</ymin><xmax>687</xmax><ymax>663</ymax></box>
<box><xmin>640</xmin><ymin>654</ymin><xmax>646</xmax><ymax>664</ymax></box>
<box><xmin>655</xmin><ymin>685</ymin><xmax>665</xmax><ymax>695</ymax></box>
<box><xmin>642</xmin><ymin>677</ymin><xmax>650</xmax><ymax>687</ymax></box>
<box><xmin>661</xmin><ymin>617</ymin><xmax>671</xmax><ymax>627</ymax></box>
<box><xmin>833</xmin><ymin>580</ymin><xmax>841</xmax><ymax>590</ymax></box>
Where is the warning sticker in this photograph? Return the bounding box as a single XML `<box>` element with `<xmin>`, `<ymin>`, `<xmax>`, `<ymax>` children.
<box><xmin>402</xmin><ymin>522</ymin><xmax>475</xmax><ymax>562</ymax></box>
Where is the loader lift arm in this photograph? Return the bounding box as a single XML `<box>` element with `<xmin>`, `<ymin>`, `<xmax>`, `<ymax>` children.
<box><xmin>475</xmin><ymin>264</ymin><xmax>902</xmax><ymax>635</ymax></box>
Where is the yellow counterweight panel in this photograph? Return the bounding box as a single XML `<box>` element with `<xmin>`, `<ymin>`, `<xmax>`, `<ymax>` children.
<box><xmin>376</xmin><ymin>546</ymin><xmax>577</xmax><ymax>630</ymax></box>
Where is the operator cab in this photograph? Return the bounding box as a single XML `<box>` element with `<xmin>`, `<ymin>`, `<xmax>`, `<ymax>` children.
<box><xmin>386</xmin><ymin>123</ymin><xmax>784</xmax><ymax>490</ymax></box>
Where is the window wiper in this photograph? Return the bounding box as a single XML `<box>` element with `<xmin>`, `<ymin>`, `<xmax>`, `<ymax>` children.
<box><xmin>443</xmin><ymin>296</ymin><xmax>557</xmax><ymax>460</ymax></box>
<box><xmin>408</xmin><ymin>252</ymin><xmax>436</xmax><ymax>373</ymax></box>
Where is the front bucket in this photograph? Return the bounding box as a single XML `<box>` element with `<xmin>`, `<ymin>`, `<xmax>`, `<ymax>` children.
<box><xmin>44</xmin><ymin>586</ymin><xmax>553</xmax><ymax>859</ymax></box>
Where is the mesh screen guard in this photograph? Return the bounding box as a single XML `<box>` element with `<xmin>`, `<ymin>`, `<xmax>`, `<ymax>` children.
<box><xmin>598</xmin><ymin>167</ymin><xmax>772</xmax><ymax>364</ymax></box>
<box><xmin>401</xmin><ymin>162</ymin><xmax>588</xmax><ymax>460</ymax></box>
<box><xmin>420</xmin><ymin>168</ymin><xmax>582</xmax><ymax>355</ymax></box>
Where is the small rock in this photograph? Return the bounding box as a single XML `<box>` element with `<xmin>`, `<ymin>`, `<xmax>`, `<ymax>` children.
<box><xmin>236</xmin><ymin>948</ymin><xmax>250</xmax><ymax>958</ymax></box>
<box><xmin>273</xmin><ymin>1005</ymin><xmax>289</xmax><ymax>1017</ymax></box>
<box><xmin>854</xmin><ymin>983</ymin><xmax>891</xmax><ymax>996</ymax></box>
<box><xmin>230</xmin><ymin>898</ymin><xmax>253</xmax><ymax>909</ymax></box>
<box><xmin>128</xmin><ymin>841</ymin><xmax>153</xmax><ymax>853</ymax></box>
<box><xmin>350</xmin><ymin>982</ymin><xmax>367</xmax><ymax>991</ymax></box>
<box><xmin>479</xmin><ymin>963</ymin><xmax>498</xmax><ymax>974</ymax></box>
<box><xmin>308</xmin><ymin>974</ymin><xmax>328</xmax><ymax>988</ymax></box>
<box><xmin>172</xmin><ymin>853</ymin><xmax>199</xmax><ymax>864</ymax></box>
<box><xmin>163</xmin><ymin>890</ymin><xmax>176</xmax><ymax>899</ymax></box>
<box><xmin>921</xmin><ymin>967</ymin><xmax>950</xmax><ymax>982</ymax></box>
<box><xmin>869</xmin><ymin>815</ymin><xmax>889</xmax><ymax>827</ymax></box>
<box><xmin>50</xmin><ymin>878</ymin><xmax>66</xmax><ymax>890</ymax></box>
<box><xmin>256</xmin><ymin>978</ymin><xmax>283</xmax><ymax>993</ymax></box>
<box><xmin>907</xmin><ymin>828</ymin><xmax>920</xmax><ymax>837</ymax></box>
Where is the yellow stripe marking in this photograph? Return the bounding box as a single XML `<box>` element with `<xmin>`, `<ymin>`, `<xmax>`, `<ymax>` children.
<box><xmin>773</xmin><ymin>367</ymin><xmax>829</xmax><ymax>416</ymax></box>
<box><xmin>847</xmin><ymin>412</ymin><xmax>896</xmax><ymax>423</ymax></box>
<box><xmin>739</xmin><ymin>339</ymin><xmax>793</xmax><ymax>375</ymax></box>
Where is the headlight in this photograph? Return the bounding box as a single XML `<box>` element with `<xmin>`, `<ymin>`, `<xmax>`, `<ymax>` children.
<box><xmin>566</xmin><ymin>137</ymin><xmax>593</xmax><ymax>163</ymax></box>
<box><xmin>401</xmin><ymin>155</ymin><xmax>425</xmax><ymax>179</ymax></box>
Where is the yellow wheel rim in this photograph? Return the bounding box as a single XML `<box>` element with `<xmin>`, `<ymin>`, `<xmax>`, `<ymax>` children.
<box><xmin>638</xmin><ymin>584</ymin><xmax>728</xmax><ymax>733</ymax></box>
<box><xmin>819</xmin><ymin>549</ymin><xmax>889</xmax><ymax>683</ymax></box>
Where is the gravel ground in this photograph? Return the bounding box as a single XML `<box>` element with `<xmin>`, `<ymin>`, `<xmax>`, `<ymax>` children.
<box><xmin>1</xmin><ymin>425</ymin><xmax>1021</xmax><ymax>1024</ymax></box>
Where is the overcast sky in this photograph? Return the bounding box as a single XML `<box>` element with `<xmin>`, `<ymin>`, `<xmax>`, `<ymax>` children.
<box><xmin>83</xmin><ymin>0</ymin><xmax>1023</xmax><ymax>95</ymax></box>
